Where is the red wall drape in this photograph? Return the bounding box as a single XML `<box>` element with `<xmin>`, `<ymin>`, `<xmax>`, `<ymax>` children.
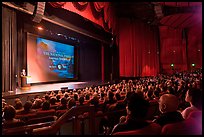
<box><xmin>159</xmin><ymin>24</ymin><xmax>202</xmax><ymax>73</ymax></box>
<box><xmin>187</xmin><ymin>24</ymin><xmax>202</xmax><ymax>69</ymax></box>
<box><xmin>159</xmin><ymin>26</ymin><xmax>187</xmax><ymax>74</ymax></box>
<box><xmin>119</xmin><ymin>18</ymin><xmax>160</xmax><ymax>77</ymax></box>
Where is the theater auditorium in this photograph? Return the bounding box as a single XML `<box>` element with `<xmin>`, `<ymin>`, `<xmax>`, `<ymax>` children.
<box><xmin>2</xmin><ymin>2</ymin><xmax>202</xmax><ymax>135</ymax></box>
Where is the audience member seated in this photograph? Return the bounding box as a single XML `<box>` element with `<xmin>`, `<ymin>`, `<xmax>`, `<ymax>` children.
<box><xmin>2</xmin><ymin>98</ymin><xmax>7</xmax><ymax>109</ymax></box>
<box><xmin>56</xmin><ymin>97</ymin><xmax>67</xmax><ymax>110</ymax></box>
<box><xmin>111</xmin><ymin>93</ymin><xmax>161</xmax><ymax>135</ymax></box>
<box><xmin>2</xmin><ymin>105</ymin><xmax>25</xmax><ymax>128</ymax></box>
<box><xmin>85</xmin><ymin>94</ymin><xmax>90</xmax><ymax>101</ymax></box>
<box><xmin>44</xmin><ymin>94</ymin><xmax>50</xmax><ymax>102</ymax></box>
<box><xmin>115</xmin><ymin>92</ymin><xmax>122</xmax><ymax>101</ymax></box>
<box><xmin>103</xmin><ymin>90</ymin><xmax>117</xmax><ymax>111</ymax></box>
<box><xmin>17</xmin><ymin>101</ymin><xmax>37</xmax><ymax>115</ymax></box>
<box><xmin>49</xmin><ymin>97</ymin><xmax>58</xmax><ymax>109</ymax></box>
<box><xmin>14</xmin><ymin>99</ymin><xmax>23</xmax><ymax>113</ymax></box>
<box><xmin>68</xmin><ymin>98</ymin><xmax>76</xmax><ymax>109</ymax></box>
<box><xmin>73</xmin><ymin>93</ymin><xmax>79</xmax><ymax>101</ymax></box>
<box><xmin>42</xmin><ymin>101</ymin><xmax>50</xmax><ymax>110</ymax></box>
<box><xmin>78</xmin><ymin>96</ymin><xmax>85</xmax><ymax>106</ymax></box>
<box><xmin>181</xmin><ymin>88</ymin><xmax>202</xmax><ymax>119</ymax></box>
<box><xmin>144</xmin><ymin>90</ymin><xmax>154</xmax><ymax>101</ymax></box>
<box><xmin>31</xmin><ymin>98</ymin><xmax>43</xmax><ymax>109</ymax></box>
<box><xmin>89</xmin><ymin>93</ymin><xmax>99</xmax><ymax>107</ymax></box>
<box><xmin>56</xmin><ymin>94</ymin><xmax>61</xmax><ymax>103</ymax></box>
<box><xmin>99</xmin><ymin>92</ymin><xmax>105</xmax><ymax>101</ymax></box>
<box><xmin>153</xmin><ymin>94</ymin><xmax>184</xmax><ymax>126</ymax></box>
<box><xmin>153</xmin><ymin>88</ymin><xmax>160</xmax><ymax>101</ymax></box>
<box><xmin>63</xmin><ymin>92</ymin><xmax>69</xmax><ymax>99</ymax></box>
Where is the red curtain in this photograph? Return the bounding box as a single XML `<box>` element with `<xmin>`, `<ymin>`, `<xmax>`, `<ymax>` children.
<box><xmin>187</xmin><ymin>24</ymin><xmax>202</xmax><ymax>69</ymax></box>
<box><xmin>119</xmin><ymin>18</ymin><xmax>160</xmax><ymax>77</ymax></box>
<box><xmin>159</xmin><ymin>26</ymin><xmax>187</xmax><ymax>74</ymax></box>
<box><xmin>48</xmin><ymin>2</ymin><xmax>116</xmax><ymax>34</ymax></box>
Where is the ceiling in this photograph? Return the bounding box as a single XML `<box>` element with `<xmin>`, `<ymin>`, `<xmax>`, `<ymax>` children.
<box><xmin>10</xmin><ymin>2</ymin><xmax>202</xmax><ymax>30</ymax></box>
<box><xmin>112</xmin><ymin>2</ymin><xmax>202</xmax><ymax>28</ymax></box>
<box><xmin>113</xmin><ymin>2</ymin><xmax>155</xmax><ymax>23</ymax></box>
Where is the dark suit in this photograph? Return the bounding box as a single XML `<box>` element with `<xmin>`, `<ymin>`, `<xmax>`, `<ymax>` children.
<box><xmin>154</xmin><ymin>111</ymin><xmax>184</xmax><ymax>126</ymax></box>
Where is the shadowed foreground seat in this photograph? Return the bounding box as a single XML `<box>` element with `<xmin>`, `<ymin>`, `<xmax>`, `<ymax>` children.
<box><xmin>112</xmin><ymin>122</ymin><xmax>161</xmax><ymax>135</ymax></box>
<box><xmin>161</xmin><ymin>111</ymin><xmax>202</xmax><ymax>135</ymax></box>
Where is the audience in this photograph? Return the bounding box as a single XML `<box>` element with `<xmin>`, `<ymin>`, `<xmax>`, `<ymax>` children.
<box><xmin>2</xmin><ymin>69</ymin><xmax>202</xmax><ymax>135</ymax></box>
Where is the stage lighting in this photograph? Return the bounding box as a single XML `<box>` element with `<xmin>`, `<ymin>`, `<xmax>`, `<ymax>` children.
<box><xmin>192</xmin><ymin>63</ymin><xmax>195</xmax><ymax>67</ymax></box>
<box><xmin>170</xmin><ymin>64</ymin><xmax>174</xmax><ymax>67</ymax></box>
<box><xmin>37</xmin><ymin>26</ymin><xmax>43</xmax><ymax>30</ymax></box>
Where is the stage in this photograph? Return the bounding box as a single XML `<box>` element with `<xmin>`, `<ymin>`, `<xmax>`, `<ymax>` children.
<box><xmin>2</xmin><ymin>81</ymin><xmax>110</xmax><ymax>102</ymax></box>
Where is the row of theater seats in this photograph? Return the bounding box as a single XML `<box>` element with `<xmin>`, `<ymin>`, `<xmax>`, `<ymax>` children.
<box><xmin>2</xmin><ymin>105</ymin><xmax>202</xmax><ymax>135</ymax></box>
<box><xmin>2</xmin><ymin>99</ymin><xmax>160</xmax><ymax>134</ymax></box>
<box><xmin>2</xmin><ymin>105</ymin><xmax>126</xmax><ymax>135</ymax></box>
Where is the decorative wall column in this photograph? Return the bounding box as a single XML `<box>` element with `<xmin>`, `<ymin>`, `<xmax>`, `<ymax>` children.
<box><xmin>2</xmin><ymin>6</ymin><xmax>17</xmax><ymax>92</ymax></box>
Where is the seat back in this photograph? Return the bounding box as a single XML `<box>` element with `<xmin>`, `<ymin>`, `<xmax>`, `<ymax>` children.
<box><xmin>26</xmin><ymin>116</ymin><xmax>56</xmax><ymax>125</ymax></box>
<box><xmin>161</xmin><ymin>117</ymin><xmax>202</xmax><ymax>135</ymax></box>
<box><xmin>113</xmin><ymin>123</ymin><xmax>161</xmax><ymax>135</ymax></box>
<box><xmin>36</xmin><ymin>109</ymin><xmax>55</xmax><ymax>117</ymax></box>
<box><xmin>145</xmin><ymin>101</ymin><xmax>160</xmax><ymax>120</ymax></box>
<box><xmin>3</xmin><ymin>121</ymin><xmax>25</xmax><ymax>129</ymax></box>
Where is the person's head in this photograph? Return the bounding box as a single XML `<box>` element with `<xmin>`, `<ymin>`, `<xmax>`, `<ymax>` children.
<box><xmin>159</xmin><ymin>94</ymin><xmax>179</xmax><ymax>113</ymax></box>
<box><xmin>3</xmin><ymin>105</ymin><xmax>16</xmax><ymax>120</ymax></box>
<box><xmin>100</xmin><ymin>92</ymin><xmax>105</xmax><ymax>99</ymax></box>
<box><xmin>60</xmin><ymin>97</ymin><xmax>67</xmax><ymax>106</ymax></box>
<box><xmin>115</xmin><ymin>92</ymin><xmax>121</xmax><ymax>101</ymax></box>
<box><xmin>90</xmin><ymin>96</ymin><xmax>99</xmax><ymax>106</ymax></box>
<box><xmin>14</xmin><ymin>98</ymin><xmax>21</xmax><ymax>104</ymax></box>
<box><xmin>146</xmin><ymin>90</ymin><xmax>153</xmax><ymax>100</ymax></box>
<box><xmin>44</xmin><ymin>94</ymin><xmax>50</xmax><ymax>101</ymax></box>
<box><xmin>85</xmin><ymin>94</ymin><xmax>90</xmax><ymax>100</ymax></box>
<box><xmin>126</xmin><ymin>93</ymin><xmax>149</xmax><ymax>119</ymax></box>
<box><xmin>167</xmin><ymin>87</ymin><xmax>175</xmax><ymax>95</ymax></box>
<box><xmin>107</xmin><ymin>90</ymin><xmax>114</xmax><ymax>100</ymax></box>
<box><xmin>64</xmin><ymin>92</ymin><xmax>69</xmax><ymax>99</ymax></box>
<box><xmin>50</xmin><ymin>97</ymin><xmax>57</xmax><ymax>105</ymax></box>
<box><xmin>15</xmin><ymin>100</ymin><xmax>23</xmax><ymax>110</ymax></box>
<box><xmin>56</xmin><ymin>94</ymin><xmax>61</xmax><ymax>102</ymax></box>
<box><xmin>185</xmin><ymin>88</ymin><xmax>202</xmax><ymax>110</ymax></box>
<box><xmin>68</xmin><ymin>99</ymin><xmax>76</xmax><ymax>109</ymax></box>
<box><xmin>119</xmin><ymin>115</ymin><xmax>126</xmax><ymax>123</ymax></box>
<box><xmin>153</xmin><ymin>89</ymin><xmax>160</xmax><ymax>98</ymax></box>
<box><xmin>124</xmin><ymin>91</ymin><xmax>133</xmax><ymax>101</ymax></box>
<box><xmin>79</xmin><ymin>96</ymin><xmax>84</xmax><ymax>105</ymax></box>
<box><xmin>32</xmin><ymin>98</ymin><xmax>42</xmax><ymax>109</ymax></box>
<box><xmin>74</xmin><ymin>93</ymin><xmax>79</xmax><ymax>101</ymax></box>
<box><xmin>42</xmin><ymin>101</ymin><xmax>50</xmax><ymax>110</ymax></box>
<box><xmin>24</xmin><ymin>101</ymin><xmax>33</xmax><ymax>112</ymax></box>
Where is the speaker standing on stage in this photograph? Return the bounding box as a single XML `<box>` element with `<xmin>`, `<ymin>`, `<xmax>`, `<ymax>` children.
<box><xmin>21</xmin><ymin>69</ymin><xmax>26</xmax><ymax>76</ymax></box>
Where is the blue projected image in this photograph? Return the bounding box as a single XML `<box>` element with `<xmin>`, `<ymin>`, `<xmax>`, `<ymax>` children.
<box><xmin>37</xmin><ymin>38</ymin><xmax>74</xmax><ymax>79</ymax></box>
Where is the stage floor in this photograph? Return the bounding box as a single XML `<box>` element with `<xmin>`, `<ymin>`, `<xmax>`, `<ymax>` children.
<box><xmin>3</xmin><ymin>81</ymin><xmax>109</xmax><ymax>98</ymax></box>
